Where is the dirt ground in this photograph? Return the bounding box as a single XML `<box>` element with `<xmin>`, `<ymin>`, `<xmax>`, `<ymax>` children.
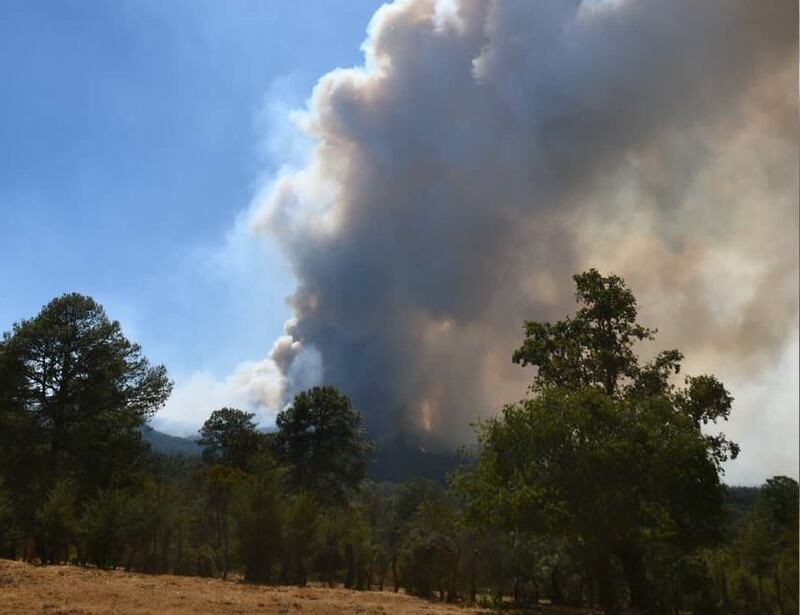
<box><xmin>0</xmin><ymin>559</ymin><xmax>594</xmax><ymax>615</ymax></box>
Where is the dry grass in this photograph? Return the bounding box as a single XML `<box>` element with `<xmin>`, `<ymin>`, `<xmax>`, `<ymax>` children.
<box><xmin>0</xmin><ymin>559</ymin><xmax>597</xmax><ymax>615</ymax></box>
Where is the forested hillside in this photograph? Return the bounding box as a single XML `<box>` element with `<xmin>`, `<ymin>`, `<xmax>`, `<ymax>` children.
<box><xmin>141</xmin><ymin>429</ymin><xmax>202</xmax><ymax>457</ymax></box>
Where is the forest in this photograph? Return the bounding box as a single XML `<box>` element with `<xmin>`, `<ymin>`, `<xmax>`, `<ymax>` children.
<box><xmin>0</xmin><ymin>271</ymin><xmax>796</xmax><ymax>615</ymax></box>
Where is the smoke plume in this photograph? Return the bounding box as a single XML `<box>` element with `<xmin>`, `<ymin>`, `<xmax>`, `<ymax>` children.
<box><xmin>246</xmin><ymin>0</ymin><xmax>797</xmax><ymax>456</ymax></box>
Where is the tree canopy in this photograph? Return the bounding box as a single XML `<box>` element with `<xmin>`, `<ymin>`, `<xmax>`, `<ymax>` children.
<box><xmin>0</xmin><ymin>294</ymin><xmax>171</xmax><ymax>490</ymax></box>
<box><xmin>0</xmin><ymin>285</ymin><xmax>794</xmax><ymax>615</ymax></box>
<box><xmin>0</xmin><ymin>293</ymin><xmax>171</xmax><ymax>559</ymax></box>
<box><xmin>458</xmin><ymin>269</ymin><xmax>740</xmax><ymax>614</ymax></box>
<box><xmin>198</xmin><ymin>407</ymin><xmax>263</xmax><ymax>470</ymax></box>
<box><xmin>274</xmin><ymin>386</ymin><xmax>373</xmax><ymax>505</ymax></box>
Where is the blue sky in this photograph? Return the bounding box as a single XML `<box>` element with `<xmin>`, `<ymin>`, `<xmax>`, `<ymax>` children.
<box><xmin>0</xmin><ymin>0</ymin><xmax>379</xmax><ymax>385</ymax></box>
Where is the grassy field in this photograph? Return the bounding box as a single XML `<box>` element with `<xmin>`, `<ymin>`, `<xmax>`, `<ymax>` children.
<box><xmin>0</xmin><ymin>559</ymin><xmax>597</xmax><ymax>615</ymax></box>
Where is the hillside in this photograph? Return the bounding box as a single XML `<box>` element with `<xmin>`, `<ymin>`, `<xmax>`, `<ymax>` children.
<box><xmin>141</xmin><ymin>428</ymin><xmax>201</xmax><ymax>457</ymax></box>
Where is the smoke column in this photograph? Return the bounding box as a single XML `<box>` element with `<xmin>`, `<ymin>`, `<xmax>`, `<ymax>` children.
<box><xmin>248</xmin><ymin>0</ymin><xmax>798</xmax><ymax>452</ymax></box>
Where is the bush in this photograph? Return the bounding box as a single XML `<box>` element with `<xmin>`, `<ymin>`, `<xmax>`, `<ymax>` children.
<box><xmin>37</xmin><ymin>479</ymin><xmax>78</xmax><ymax>563</ymax></box>
<box><xmin>80</xmin><ymin>488</ymin><xmax>130</xmax><ymax>568</ymax></box>
<box><xmin>234</xmin><ymin>453</ymin><xmax>284</xmax><ymax>583</ymax></box>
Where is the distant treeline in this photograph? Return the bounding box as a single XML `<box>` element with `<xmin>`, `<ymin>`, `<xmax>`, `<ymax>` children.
<box><xmin>140</xmin><ymin>428</ymin><xmax>459</xmax><ymax>485</ymax></box>
<box><xmin>0</xmin><ymin>273</ymin><xmax>797</xmax><ymax>615</ymax></box>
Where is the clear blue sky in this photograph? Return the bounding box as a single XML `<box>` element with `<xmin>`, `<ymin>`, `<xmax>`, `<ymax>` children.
<box><xmin>0</xmin><ymin>0</ymin><xmax>379</xmax><ymax>380</ymax></box>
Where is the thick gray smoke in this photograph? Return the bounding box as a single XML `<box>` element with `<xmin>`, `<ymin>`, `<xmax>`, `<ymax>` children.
<box><xmin>249</xmin><ymin>0</ymin><xmax>798</xmax><ymax>455</ymax></box>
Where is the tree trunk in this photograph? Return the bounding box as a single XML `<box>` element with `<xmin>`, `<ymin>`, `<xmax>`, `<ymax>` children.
<box><xmin>176</xmin><ymin>525</ymin><xmax>183</xmax><ymax>571</ymax></box>
<box><xmin>497</xmin><ymin>578</ymin><xmax>505</xmax><ymax>604</ymax></box>
<box><xmin>592</xmin><ymin>552</ymin><xmax>617</xmax><ymax>615</ymax></box>
<box><xmin>365</xmin><ymin>557</ymin><xmax>374</xmax><ymax>590</ymax></box>
<box><xmin>550</xmin><ymin>565</ymin><xmax>565</xmax><ymax>605</ymax></box>
<box><xmin>773</xmin><ymin>570</ymin><xmax>785</xmax><ymax>615</ymax></box>
<box><xmin>468</xmin><ymin>552</ymin><xmax>477</xmax><ymax>604</ymax></box>
<box><xmin>672</xmin><ymin>562</ymin><xmax>681</xmax><ymax>615</ymax></box>
<box><xmin>720</xmin><ymin>567</ymin><xmax>732</xmax><ymax>613</ymax></box>
<box><xmin>392</xmin><ymin>555</ymin><xmax>399</xmax><ymax>592</ymax></box>
<box><xmin>345</xmin><ymin>543</ymin><xmax>355</xmax><ymax>589</ymax></box>
<box><xmin>125</xmin><ymin>544</ymin><xmax>136</xmax><ymax>573</ymax></box>
<box><xmin>279</xmin><ymin>555</ymin><xmax>289</xmax><ymax>584</ymax></box>
<box><xmin>160</xmin><ymin>528</ymin><xmax>172</xmax><ymax>573</ymax></box>
<box><xmin>616</xmin><ymin>541</ymin><xmax>650</xmax><ymax>612</ymax></box>
<box><xmin>221</xmin><ymin>508</ymin><xmax>229</xmax><ymax>581</ymax></box>
<box><xmin>326</xmin><ymin>545</ymin><xmax>336</xmax><ymax>588</ymax></box>
<box><xmin>774</xmin><ymin>564</ymin><xmax>786</xmax><ymax>615</ymax></box>
<box><xmin>448</xmin><ymin>570</ymin><xmax>457</xmax><ymax>603</ymax></box>
<box><xmin>378</xmin><ymin>560</ymin><xmax>386</xmax><ymax>591</ymax></box>
<box><xmin>448</xmin><ymin>549</ymin><xmax>460</xmax><ymax>603</ymax></box>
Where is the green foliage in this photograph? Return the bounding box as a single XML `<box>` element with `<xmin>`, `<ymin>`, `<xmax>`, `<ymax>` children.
<box><xmin>378</xmin><ymin>478</ymin><xmax>440</xmax><ymax>591</ymax></box>
<box><xmin>0</xmin><ymin>477</ymin><xmax>16</xmax><ymax>558</ymax></box>
<box><xmin>274</xmin><ymin>386</ymin><xmax>373</xmax><ymax>504</ymax></box>
<box><xmin>758</xmin><ymin>476</ymin><xmax>799</xmax><ymax>531</ymax></box>
<box><xmin>0</xmin><ymin>293</ymin><xmax>172</xmax><ymax>558</ymax></box>
<box><xmin>37</xmin><ymin>479</ymin><xmax>79</xmax><ymax>563</ymax></box>
<box><xmin>0</xmin><ymin>282</ymin><xmax>792</xmax><ymax>615</ymax></box>
<box><xmin>201</xmin><ymin>463</ymin><xmax>246</xmax><ymax>579</ymax></box>
<box><xmin>198</xmin><ymin>407</ymin><xmax>262</xmax><ymax>469</ymax></box>
<box><xmin>460</xmin><ymin>269</ymin><xmax>739</xmax><ymax>613</ymax></box>
<box><xmin>80</xmin><ymin>487</ymin><xmax>131</xmax><ymax>568</ymax></box>
<box><xmin>513</xmin><ymin>269</ymin><xmax>656</xmax><ymax>395</ymax></box>
<box><xmin>234</xmin><ymin>452</ymin><xmax>284</xmax><ymax>583</ymax></box>
<box><xmin>727</xmin><ymin>476</ymin><xmax>799</xmax><ymax>615</ymax></box>
<box><xmin>458</xmin><ymin>387</ymin><xmax>727</xmax><ymax>613</ymax></box>
<box><xmin>1</xmin><ymin>294</ymin><xmax>171</xmax><ymax>481</ymax></box>
<box><xmin>313</xmin><ymin>502</ymin><xmax>351</xmax><ymax>586</ymax></box>
<box><xmin>283</xmin><ymin>491</ymin><xmax>320</xmax><ymax>585</ymax></box>
<box><xmin>464</xmin><ymin>393</ymin><xmax>726</xmax><ymax>541</ymax></box>
<box><xmin>345</xmin><ymin>506</ymin><xmax>376</xmax><ymax>590</ymax></box>
<box><xmin>398</xmin><ymin>488</ymin><xmax>462</xmax><ymax>600</ymax></box>
<box><xmin>126</xmin><ymin>478</ymin><xmax>184</xmax><ymax>573</ymax></box>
